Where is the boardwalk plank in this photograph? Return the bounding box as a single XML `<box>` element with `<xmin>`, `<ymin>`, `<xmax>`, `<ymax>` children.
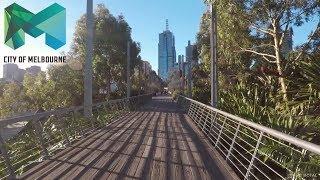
<box><xmin>18</xmin><ymin>97</ymin><xmax>238</xmax><ymax>180</ymax></box>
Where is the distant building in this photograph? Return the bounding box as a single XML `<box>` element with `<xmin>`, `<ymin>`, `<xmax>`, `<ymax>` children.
<box><xmin>2</xmin><ymin>64</ymin><xmax>41</xmax><ymax>83</ymax></box>
<box><xmin>158</xmin><ymin>19</ymin><xmax>176</xmax><ymax>80</ymax></box>
<box><xmin>3</xmin><ymin>64</ymin><xmax>19</xmax><ymax>81</ymax></box>
<box><xmin>14</xmin><ymin>69</ymin><xmax>26</xmax><ymax>82</ymax></box>
<box><xmin>26</xmin><ymin>66</ymin><xmax>41</xmax><ymax>76</ymax></box>
<box><xmin>141</xmin><ymin>61</ymin><xmax>152</xmax><ymax>75</ymax></box>
<box><xmin>185</xmin><ymin>41</ymin><xmax>198</xmax><ymax>97</ymax></box>
<box><xmin>178</xmin><ymin>55</ymin><xmax>184</xmax><ymax>68</ymax></box>
<box><xmin>186</xmin><ymin>40</ymin><xmax>198</xmax><ymax>68</ymax></box>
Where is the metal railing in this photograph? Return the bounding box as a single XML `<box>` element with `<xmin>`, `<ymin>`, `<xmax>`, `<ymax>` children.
<box><xmin>178</xmin><ymin>95</ymin><xmax>320</xmax><ymax>180</ymax></box>
<box><xmin>0</xmin><ymin>94</ymin><xmax>152</xmax><ymax>179</ymax></box>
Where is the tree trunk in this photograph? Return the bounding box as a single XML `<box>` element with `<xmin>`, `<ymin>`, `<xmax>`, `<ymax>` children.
<box><xmin>273</xmin><ymin>23</ymin><xmax>288</xmax><ymax>102</ymax></box>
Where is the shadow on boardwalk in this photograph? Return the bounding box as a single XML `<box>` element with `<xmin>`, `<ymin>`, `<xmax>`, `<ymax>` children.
<box><xmin>19</xmin><ymin>96</ymin><xmax>235</xmax><ymax>180</ymax></box>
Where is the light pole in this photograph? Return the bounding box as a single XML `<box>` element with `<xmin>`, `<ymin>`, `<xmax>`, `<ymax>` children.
<box><xmin>84</xmin><ymin>0</ymin><xmax>93</xmax><ymax>119</ymax></box>
<box><xmin>210</xmin><ymin>3</ymin><xmax>218</xmax><ymax>108</ymax></box>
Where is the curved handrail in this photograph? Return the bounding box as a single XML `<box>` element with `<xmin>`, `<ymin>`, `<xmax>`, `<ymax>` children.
<box><xmin>0</xmin><ymin>94</ymin><xmax>152</xmax><ymax>127</ymax></box>
<box><xmin>0</xmin><ymin>93</ymin><xmax>153</xmax><ymax>179</ymax></box>
<box><xmin>179</xmin><ymin>95</ymin><xmax>320</xmax><ymax>155</ymax></box>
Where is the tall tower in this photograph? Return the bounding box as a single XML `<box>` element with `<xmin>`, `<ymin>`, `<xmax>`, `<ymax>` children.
<box><xmin>158</xmin><ymin>19</ymin><xmax>176</xmax><ymax>81</ymax></box>
<box><xmin>282</xmin><ymin>27</ymin><xmax>293</xmax><ymax>57</ymax></box>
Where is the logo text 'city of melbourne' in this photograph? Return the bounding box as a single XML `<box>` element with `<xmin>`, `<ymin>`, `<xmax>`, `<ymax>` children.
<box><xmin>4</xmin><ymin>3</ymin><xmax>66</xmax><ymax>50</ymax></box>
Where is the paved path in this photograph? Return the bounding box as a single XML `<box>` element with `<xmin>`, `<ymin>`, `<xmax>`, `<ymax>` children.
<box><xmin>19</xmin><ymin>97</ymin><xmax>236</xmax><ymax>180</ymax></box>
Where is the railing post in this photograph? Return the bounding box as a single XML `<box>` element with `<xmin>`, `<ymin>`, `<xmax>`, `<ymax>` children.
<box><xmin>210</xmin><ymin>111</ymin><xmax>218</xmax><ymax>132</ymax></box>
<box><xmin>0</xmin><ymin>134</ymin><xmax>15</xmax><ymax>179</ymax></box>
<box><xmin>32</xmin><ymin>119</ymin><xmax>49</xmax><ymax>158</ymax></box>
<box><xmin>57</xmin><ymin>115</ymin><xmax>71</xmax><ymax>146</ymax></box>
<box><xmin>245</xmin><ymin>132</ymin><xmax>263</xmax><ymax>179</ymax></box>
<box><xmin>183</xmin><ymin>98</ymin><xmax>188</xmax><ymax>112</ymax></box>
<box><xmin>215</xmin><ymin>116</ymin><xmax>227</xmax><ymax>147</ymax></box>
<box><xmin>201</xmin><ymin>108</ymin><xmax>208</xmax><ymax>132</ymax></box>
<box><xmin>226</xmin><ymin>122</ymin><xmax>241</xmax><ymax>160</ymax></box>
<box><xmin>189</xmin><ymin>103</ymin><xmax>196</xmax><ymax>119</ymax></box>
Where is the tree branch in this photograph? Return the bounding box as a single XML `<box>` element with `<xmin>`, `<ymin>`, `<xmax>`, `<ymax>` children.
<box><xmin>241</xmin><ymin>48</ymin><xmax>277</xmax><ymax>59</ymax></box>
<box><xmin>251</xmin><ymin>25</ymin><xmax>275</xmax><ymax>36</ymax></box>
<box><xmin>240</xmin><ymin>48</ymin><xmax>277</xmax><ymax>64</ymax></box>
<box><xmin>280</xmin><ymin>5</ymin><xmax>317</xmax><ymax>27</ymax></box>
<box><xmin>293</xmin><ymin>25</ymin><xmax>319</xmax><ymax>62</ymax></box>
<box><xmin>254</xmin><ymin>43</ymin><xmax>275</xmax><ymax>48</ymax></box>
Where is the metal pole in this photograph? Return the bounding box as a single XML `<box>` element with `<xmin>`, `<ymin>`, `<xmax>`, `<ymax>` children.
<box><xmin>210</xmin><ymin>4</ymin><xmax>218</xmax><ymax>108</ymax></box>
<box><xmin>84</xmin><ymin>0</ymin><xmax>93</xmax><ymax>119</ymax></box>
<box><xmin>127</xmin><ymin>41</ymin><xmax>131</xmax><ymax>98</ymax></box>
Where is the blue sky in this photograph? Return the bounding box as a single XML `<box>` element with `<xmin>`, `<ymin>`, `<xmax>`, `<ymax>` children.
<box><xmin>0</xmin><ymin>0</ymin><xmax>319</xmax><ymax>77</ymax></box>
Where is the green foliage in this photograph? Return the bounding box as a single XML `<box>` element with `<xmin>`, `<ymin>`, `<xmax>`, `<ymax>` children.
<box><xmin>192</xmin><ymin>64</ymin><xmax>210</xmax><ymax>104</ymax></box>
<box><xmin>193</xmin><ymin>0</ymin><xmax>320</xmax><ymax>177</ymax></box>
<box><xmin>47</xmin><ymin>64</ymin><xmax>84</xmax><ymax>106</ymax></box>
<box><xmin>167</xmin><ymin>70</ymin><xmax>182</xmax><ymax>94</ymax></box>
<box><xmin>0</xmin><ymin>83</ymin><xmax>27</xmax><ymax>118</ymax></box>
<box><xmin>24</xmin><ymin>73</ymin><xmax>56</xmax><ymax>110</ymax></box>
<box><xmin>0</xmin><ymin>4</ymin><xmax>161</xmax><ymax>117</ymax></box>
<box><xmin>71</xmin><ymin>4</ymin><xmax>144</xmax><ymax>101</ymax></box>
<box><xmin>288</xmin><ymin>55</ymin><xmax>320</xmax><ymax>117</ymax></box>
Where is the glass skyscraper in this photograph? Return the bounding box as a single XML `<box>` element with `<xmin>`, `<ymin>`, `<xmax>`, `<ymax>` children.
<box><xmin>158</xmin><ymin>20</ymin><xmax>176</xmax><ymax>80</ymax></box>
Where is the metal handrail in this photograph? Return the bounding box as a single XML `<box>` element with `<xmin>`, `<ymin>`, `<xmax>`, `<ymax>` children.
<box><xmin>180</xmin><ymin>95</ymin><xmax>320</xmax><ymax>155</ymax></box>
<box><xmin>0</xmin><ymin>94</ymin><xmax>152</xmax><ymax>127</ymax></box>
<box><xmin>178</xmin><ymin>95</ymin><xmax>320</xmax><ymax>180</ymax></box>
<box><xmin>0</xmin><ymin>94</ymin><xmax>152</xmax><ymax>179</ymax></box>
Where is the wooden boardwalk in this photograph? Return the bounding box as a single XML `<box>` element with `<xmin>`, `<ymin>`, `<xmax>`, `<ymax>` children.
<box><xmin>19</xmin><ymin>97</ymin><xmax>237</xmax><ymax>180</ymax></box>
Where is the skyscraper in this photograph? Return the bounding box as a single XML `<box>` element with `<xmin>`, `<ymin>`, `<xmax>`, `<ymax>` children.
<box><xmin>185</xmin><ymin>40</ymin><xmax>198</xmax><ymax>97</ymax></box>
<box><xmin>186</xmin><ymin>40</ymin><xmax>198</xmax><ymax>68</ymax></box>
<box><xmin>158</xmin><ymin>19</ymin><xmax>176</xmax><ymax>80</ymax></box>
<box><xmin>26</xmin><ymin>66</ymin><xmax>41</xmax><ymax>76</ymax></box>
<box><xmin>282</xmin><ymin>27</ymin><xmax>293</xmax><ymax>57</ymax></box>
<box><xmin>3</xmin><ymin>64</ymin><xmax>19</xmax><ymax>80</ymax></box>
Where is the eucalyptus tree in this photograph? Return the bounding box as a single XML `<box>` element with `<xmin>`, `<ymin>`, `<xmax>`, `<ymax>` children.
<box><xmin>205</xmin><ymin>0</ymin><xmax>320</xmax><ymax>102</ymax></box>
<box><xmin>198</xmin><ymin>0</ymin><xmax>253</xmax><ymax>89</ymax></box>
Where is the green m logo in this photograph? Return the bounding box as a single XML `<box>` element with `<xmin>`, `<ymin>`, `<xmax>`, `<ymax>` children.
<box><xmin>4</xmin><ymin>3</ymin><xmax>66</xmax><ymax>50</ymax></box>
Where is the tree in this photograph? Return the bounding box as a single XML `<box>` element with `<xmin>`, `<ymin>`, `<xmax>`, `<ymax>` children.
<box><xmin>0</xmin><ymin>83</ymin><xmax>27</xmax><ymax>118</ymax></box>
<box><xmin>196</xmin><ymin>0</ymin><xmax>254</xmax><ymax>103</ymax></box>
<box><xmin>206</xmin><ymin>0</ymin><xmax>320</xmax><ymax>101</ymax></box>
<box><xmin>23</xmin><ymin>73</ymin><xmax>57</xmax><ymax>110</ymax></box>
<box><xmin>70</xmin><ymin>4</ymin><xmax>142</xmax><ymax>101</ymax></box>
<box><xmin>167</xmin><ymin>69</ymin><xmax>183</xmax><ymax>97</ymax></box>
<box><xmin>0</xmin><ymin>81</ymin><xmax>6</xmax><ymax>97</ymax></box>
<box><xmin>47</xmin><ymin>64</ymin><xmax>84</xmax><ymax>106</ymax></box>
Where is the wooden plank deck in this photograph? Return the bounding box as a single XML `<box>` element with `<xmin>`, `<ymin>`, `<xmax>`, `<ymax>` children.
<box><xmin>19</xmin><ymin>97</ymin><xmax>238</xmax><ymax>180</ymax></box>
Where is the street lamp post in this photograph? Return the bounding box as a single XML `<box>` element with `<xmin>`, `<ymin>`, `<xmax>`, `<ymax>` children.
<box><xmin>210</xmin><ymin>3</ymin><xmax>218</xmax><ymax>108</ymax></box>
<box><xmin>84</xmin><ymin>0</ymin><xmax>94</xmax><ymax>119</ymax></box>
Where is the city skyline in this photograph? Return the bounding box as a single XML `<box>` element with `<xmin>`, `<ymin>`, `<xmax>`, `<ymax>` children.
<box><xmin>2</xmin><ymin>64</ymin><xmax>42</xmax><ymax>83</ymax></box>
<box><xmin>0</xmin><ymin>0</ymin><xmax>205</xmax><ymax>78</ymax></box>
<box><xmin>0</xmin><ymin>0</ymin><xmax>318</xmax><ymax>78</ymax></box>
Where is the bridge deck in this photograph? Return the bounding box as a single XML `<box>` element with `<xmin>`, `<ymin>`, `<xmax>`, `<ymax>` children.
<box><xmin>19</xmin><ymin>97</ymin><xmax>236</xmax><ymax>180</ymax></box>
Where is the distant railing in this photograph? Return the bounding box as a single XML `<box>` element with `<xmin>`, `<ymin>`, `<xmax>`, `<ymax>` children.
<box><xmin>178</xmin><ymin>95</ymin><xmax>320</xmax><ymax>180</ymax></box>
<box><xmin>0</xmin><ymin>94</ymin><xmax>152</xmax><ymax>179</ymax></box>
